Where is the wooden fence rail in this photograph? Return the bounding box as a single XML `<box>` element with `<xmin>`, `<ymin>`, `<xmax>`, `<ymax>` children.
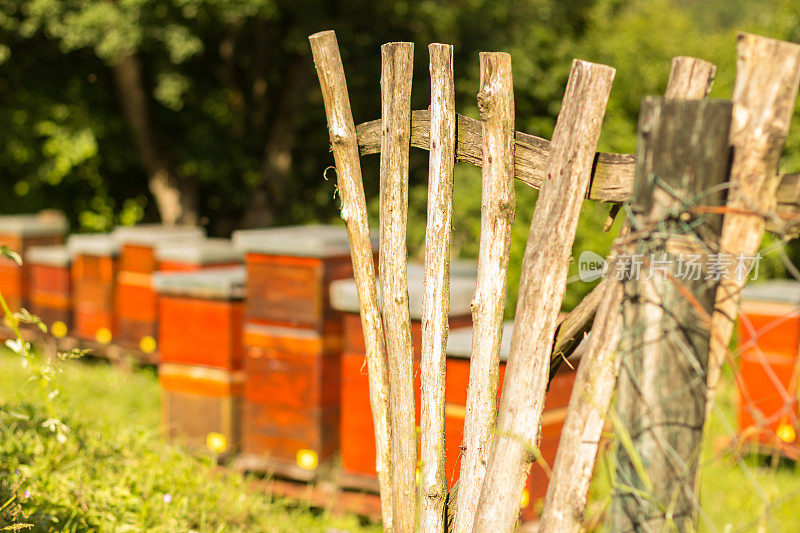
<box><xmin>355</xmin><ymin>111</ymin><xmax>800</xmax><ymax>229</ymax></box>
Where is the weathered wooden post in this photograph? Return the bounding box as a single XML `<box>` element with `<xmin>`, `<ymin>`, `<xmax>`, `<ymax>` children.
<box><xmin>450</xmin><ymin>51</ymin><xmax>516</xmax><ymax>533</ymax></box>
<box><xmin>419</xmin><ymin>43</ymin><xmax>456</xmax><ymax>533</ymax></box>
<box><xmin>308</xmin><ymin>30</ymin><xmax>394</xmax><ymax>530</ymax></box>
<box><xmin>471</xmin><ymin>59</ymin><xmax>614</xmax><ymax>532</ymax></box>
<box><xmin>609</xmin><ymin>98</ymin><xmax>733</xmax><ymax>531</ymax></box>
<box><xmin>706</xmin><ymin>34</ymin><xmax>800</xmax><ymax>415</ymax></box>
<box><xmin>378</xmin><ymin>41</ymin><xmax>417</xmax><ymax>533</ymax></box>
<box><xmin>539</xmin><ymin>56</ymin><xmax>716</xmax><ymax>533</ymax></box>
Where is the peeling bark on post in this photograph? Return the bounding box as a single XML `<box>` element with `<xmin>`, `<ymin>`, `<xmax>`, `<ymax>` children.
<box><xmin>539</xmin><ymin>55</ymin><xmax>716</xmax><ymax>533</ymax></box>
<box><xmin>609</xmin><ymin>98</ymin><xmax>733</xmax><ymax>532</ymax></box>
<box><xmin>379</xmin><ymin>41</ymin><xmax>417</xmax><ymax>533</ymax></box>
<box><xmin>472</xmin><ymin>60</ymin><xmax>615</xmax><ymax>532</ymax></box>
<box><xmin>308</xmin><ymin>30</ymin><xmax>394</xmax><ymax>530</ymax></box>
<box><xmin>706</xmin><ymin>34</ymin><xmax>800</xmax><ymax>416</ymax></box>
<box><xmin>419</xmin><ymin>43</ymin><xmax>456</xmax><ymax>533</ymax></box>
<box><xmin>450</xmin><ymin>52</ymin><xmax>516</xmax><ymax>533</ymax></box>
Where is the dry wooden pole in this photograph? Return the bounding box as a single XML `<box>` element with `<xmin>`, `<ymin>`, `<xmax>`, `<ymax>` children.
<box><xmin>706</xmin><ymin>34</ymin><xmax>800</xmax><ymax>416</ymax></box>
<box><xmin>378</xmin><ymin>41</ymin><xmax>417</xmax><ymax>533</ymax></box>
<box><xmin>473</xmin><ymin>59</ymin><xmax>615</xmax><ymax>532</ymax></box>
<box><xmin>308</xmin><ymin>30</ymin><xmax>394</xmax><ymax>530</ymax></box>
<box><xmin>419</xmin><ymin>43</ymin><xmax>456</xmax><ymax>533</ymax></box>
<box><xmin>449</xmin><ymin>52</ymin><xmax>516</xmax><ymax>533</ymax></box>
<box><xmin>609</xmin><ymin>98</ymin><xmax>733</xmax><ymax>531</ymax></box>
<box><xmin>539</xmin><ymin>56</ymin><xmax>716</xmax><ymax>533</ymax></box>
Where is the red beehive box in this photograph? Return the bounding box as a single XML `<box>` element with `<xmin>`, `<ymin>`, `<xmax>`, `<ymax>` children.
<box><xmin>0</xmin><ymin>212</ymin><xmax>67</xmax><ymax>312</ymax></box>
<box><xmin>160</xmin><ymin>362</ymin><xmax>245</xmax><ymax>454</ymax></box>
<box><xmin>68</xmin><ymin>233</ymin><xmax>121</xmax><ymax>344</ymax></box>
<box><xmin>336</xmin><ymin>310</ymin><xmax>576</xmax><ymax>519</ymax></box>
<box><xmin>112</xmin><ymin>225</ymin><xmax>207</xmax><ymax>353</ymax></box>
<box><xmin>154</xmin><ymin>266</ymin><xmax>246</xmax><ymax>370</ymax></box>
<box><xmin>445</xmin><ymin>323</ymin><xmax>575</xmax><ymax>520</ymax></box>
<box><xmin>737</xmin><ymin>281</ymin><xmax>800</xmax><ymax>457</ymax></box>
<box><xmin>331</xmin><ymin>263</ymin><xmax>476</xmax><ymax>483</ymax></box>
<box><xmin>26</xmin><ymin>245</ymin><xmax>71</xmax><ymax>337</ymax></box>
<box><xmin>232</xmin><ymin>225</ymin><xmax>371</xmax><ymax>476</ymax></box>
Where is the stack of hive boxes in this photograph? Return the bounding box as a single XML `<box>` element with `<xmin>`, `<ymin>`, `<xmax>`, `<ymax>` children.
<box><xmin>112</xmin><ymin>225</ymin><xmax>205</xmax><ymax>354</ymax></box>
<box><xmin>154</xmin><ymin>246</ymin><xmax>245</xmax><ymax>455</ymax></box>
<box><xmin>67</xmin><ymin>233</ymin><xmax>120</xmax><ymax>345</ymax></box>
<box><xmin>329</xmin><ymin>263</ymin><xmax>475</xmax><ymax>488</ymax></box>
<box><xmin>232</xmin><ymin>225</ymin><xmax>368</xmax><ymax>478</ymax></box>
<box><xmin>737</xmin><ymin>280</ymin><xmax>800</xmax><ymax>457</ymax></box>
<box><xmin>0</xmin><ymin>211</ymin><xmax>68</xmax><ymax>313</ymax></box>
<box><xmin>25</xmin><ymin>244</ymin><xmax>72</xmax><ymax>337</ymax></box>
<box><xmin>331</xmin><ymin>266</ymin><xmax>577</xmax><ymax>519</ymax></box>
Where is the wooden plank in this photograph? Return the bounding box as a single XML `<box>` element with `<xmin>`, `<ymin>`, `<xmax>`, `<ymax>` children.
<box><xmin>355</xmin><ymin>111</ymin><xmax>800</xmax><ymax>221</ymax></box>
<box><xmin>378</xmin><ymin>41</ymin><xmax>417</xmax><ymax>533</ymax></box>
<box><xmin>473</xmin><ymin>59</ymin><xmax>615</xmax><ymax>532</ymax></box>
<box><xmin>610</xmin><ymin>98</ymin><xmax>732</xmax><ymax>531</ymax></box>
<box><xmin>308</xmin><ymin>29</ymin><xmax>394</xmax><ymax>530</ymax></box>
<box><xmin>706</xmin><ymin>34</ymin><xmax>800</xmax><ymax>416</ymax></box>
<box><xmin>419</xmin><ymin>43</ymin><xmax>456</xmax><ymax>533</ymax></box>
<box><xmin>539</xmin><ymin>55</ymin><xmax>717</xmax><ymax>533</ymax></box>
<box><xmin>450</xmin><ymin>51</ymin><xmax>517</xmax><ymax>533</ymax></box>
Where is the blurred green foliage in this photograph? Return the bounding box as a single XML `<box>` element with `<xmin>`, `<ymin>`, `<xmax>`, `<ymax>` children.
<box><xmin>0</xmin><ymin>0</ymin><xmax>799</xmax><ymax>312</ymax></box>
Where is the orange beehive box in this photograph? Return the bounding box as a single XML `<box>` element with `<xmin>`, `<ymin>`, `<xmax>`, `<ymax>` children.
<box><xmin>331</xmin><ymin>264</ymin><xmax>475</xmax><ymax>479</ymax></box>
<box><xmin>337</xmin><ymin>313</ymin><xmax>576</xmax><ymax>519</ymax></box>
<box><xmin>737</xmin><ymin>281</ymin><xmax>800</xmax><ymax>456</ymax></box>
<box><xmin>160</xmin><ymin>362</ymin><xmax>245</xmax><ymax>454</ymax></box>
<box><xmin>154</xmin><ymin>266</ymin><xmax>246</xmax><ymax>370</ymax></box>
<box><xmin>0</xmin><ymin>212</ymin><xmax>67</xmax><ymax>312</ymax></box>
<box><xmin>112</xmin><ymin>225</ymin><xmax>207</xmax><ymax>353</ymax></box>
<box><xmin>232</xmin><ymin>225</ymin><xmax>370</xmax><ymax>329</ymax></box>
<box><xmin>232</xmin><ymin>225</ymin><xmax>373</xmax><ymax>475</ymax></box>
<box><xmin>241</xmin><ymin>321</ymin><xmax>342</xmax><ymax>470</ymax></box>
<box><xmin>68</xmin><ymin>233</ymin><xmax>121</xmax><ymax>344</ymax></box>
<box><xmin>26</xmin><ymin>245</ymin><xmax>71</xmax><ymax>336</ymax></box>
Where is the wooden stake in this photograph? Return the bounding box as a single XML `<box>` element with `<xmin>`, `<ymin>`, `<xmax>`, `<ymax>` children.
<box><xmin>379</xmin><ymin>41</ymin><xmax>417</xmax><ymax>533</ymax></box>
<box><xmin>308</xmin><ymin>30</ymin><xmax>394</xmax><ymax>530</ymax></box>
<box><xmin>419</xmin><ymin>43</ymin><xmax>456</xmax><ymax>533</ymax></box>
<box><xmin>706</xmin><ymin>34</ymin><xmax>800</xmax><ymax>416</ymax></box>
<box><xmin>609</xmin><ymin>98</ymin><xmax>733</xmax><ymax>531</ymax></box>
<box><xmin>450</xmin><ymin>52</ymin><xmax>516</xmax><ymax>533</ymax></box>
<box><xmin>472</xmin><ymin>60</ymin><xmax>615</xmax><ymax>532</ymax></box>
<box><xmin>539</xmin><ymin>56</ymin><xmax>716</xmax><ymax>533</ymax></box>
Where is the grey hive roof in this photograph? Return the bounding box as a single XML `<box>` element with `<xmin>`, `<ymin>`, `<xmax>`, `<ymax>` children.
<box><xmin>152</xmin><ymin>266</ymin><xmax>246</xmax><ymax>300</ymax></box>
<box><xmin>155</xmin><ymin>238</ymin><xmax>242</xmax><ymax>265</ymax></box>
<box><xmin>112</xmin><ymin>224</ymin><xmax>205</xmax><ymax>247</ymax></box>
<box><xmin>67</xmin><ymin>233</ymin><xmax>120</xmax><ymax>257</ymax></box>
<box><xmin>25</xmin><ymin>245</ymin><xmax>71</xmax><ymax>267</ymax></box>
<box><xmin>0</xmin><ymin>212</ymin><xmax>68</xmax><ymax>237</ymax></box>
<box><xmin>232</xmin><ymin>224</ymin><xmax>376</xmax><ymax>258</ymax></box>
<box><xmin>742</xmin><ymin>280</ymin><xmax>800</xmax><ymax>305</ymax></box>
<box><xmin>329</xmin><ymin>261</ymin><xmax>478</xmax><ymax>320</ymax></box>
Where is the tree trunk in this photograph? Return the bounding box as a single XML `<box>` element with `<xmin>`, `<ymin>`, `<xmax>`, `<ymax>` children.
<box><xmin>242</xmin><ymin>59</ymin><xmax>312</xmax><ymax>228</ymax></box>
<box><xmin>111</xmin><ymin>53</ymin><xmax>197</xmax><ymax>225</ymax></box>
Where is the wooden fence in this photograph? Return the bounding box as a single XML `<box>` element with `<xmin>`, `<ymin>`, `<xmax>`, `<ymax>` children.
<box><xmin>310</xmin><ymin>29</ymin><xmax>800</xmax><ymax>532</ymax></box>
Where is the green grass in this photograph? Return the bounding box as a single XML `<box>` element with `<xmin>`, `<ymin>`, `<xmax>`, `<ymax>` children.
<box><xmin>0</xmin><ymin>351</ymin><xmax>379</xmax><ymax>532</ymax></box>
<box><xmin>586</xmin><ymin>364</ymin><xmax>800</xmax><ymax>532</ymax></box>
<box><xmin>2</xmin><ymin>347</ymin><xmax>799</xmax><ymax>532</ymax></box>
